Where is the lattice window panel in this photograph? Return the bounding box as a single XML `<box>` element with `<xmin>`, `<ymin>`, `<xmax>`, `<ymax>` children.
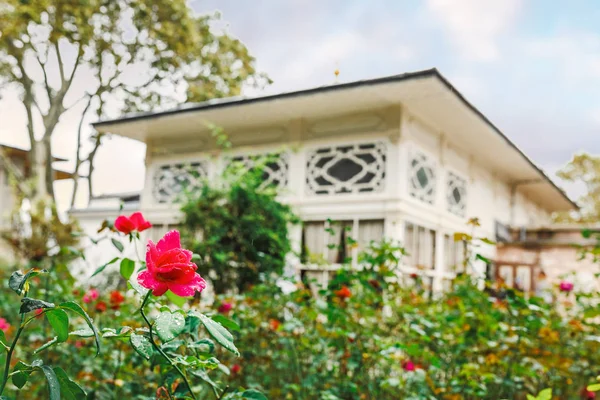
<box><xmin>306</xmin><ymin>142</ymin><xmax>386</xmax><ymax>195</ymax></box>
<box><xmin>447</xmin><ymin>172</ymin><xmax>467</xmax><ymax>217</ymax></box>
<box><xmin>152</xmin><ymin>161</ymin><xmax>208</xmax><ymax>203</ymax></box>
<box><xmin>227</xmin><ymin>153</ymin><xmax>289</xmax><ymax>190</ymax></box>
<box><xmin>409</xmin><ymin>152</ymin><xmax>436</xmax><ymax>204</ymax></box>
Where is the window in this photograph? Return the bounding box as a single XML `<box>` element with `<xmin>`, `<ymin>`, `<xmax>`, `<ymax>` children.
<box><xmin>301</xmin><ymin>219</ymin><xmax>385</xmax><ymax>264</ymax></box>
<box><xmin>444</xmin><ymin>234</ymin><xmax>467</xmax><ymax>273</ymax></box>
<box><xmin>227</xmin><ymin>153</ymin><xmax>289</xmax><ymax>190</ymax></box>
<box><xmin>409</xmin><ymin>152</ymin><xmax>436</xmax><ymax>204</ymax></box>
<box><xmin>447</xmin><ymin>172</ymin><xmax>467</xmax><ymax>217</ymax></box>
<box><xmin>404</xmin><ymin>222</ymin><xmax>436</xmax><ymax>269</ymax></box>
<box><xmin>152</xmin><ymin>161</ymin><xmax>208</xmax><ymax>203</ymax></box>
<box><xmin>306</xmin><ymin>142</ymin><xmax>386</xmax><ymax>195</ymax></box>
<box><xmin>497</xmin><ymin>264</ymin><xmax>534</xmax><ymax>292</ymax></box>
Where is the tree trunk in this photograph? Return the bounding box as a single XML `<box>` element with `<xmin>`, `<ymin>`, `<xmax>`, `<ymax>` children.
<box><xmin>32</xmin><ymin>139</ymin><xmax>54</xmax><ymax>203</ymax></box>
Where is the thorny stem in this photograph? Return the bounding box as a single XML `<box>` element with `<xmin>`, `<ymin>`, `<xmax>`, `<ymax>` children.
<box><xmin>140</xmin><ymin>291</ymin><xmax>197</xmax><ymax>400</ymax></box>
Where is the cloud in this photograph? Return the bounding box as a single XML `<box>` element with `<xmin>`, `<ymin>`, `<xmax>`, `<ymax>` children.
<box><xmin>426</xmin><ymin>0</ymin><xmax>522</xmax><ymax>61</ymax></box>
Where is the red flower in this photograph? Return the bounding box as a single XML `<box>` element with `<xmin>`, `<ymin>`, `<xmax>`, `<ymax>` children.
<box><xmin>114</xmin><ymin>212</ymin><xmax>152</xmax><ymax>235</ymax></box>
<box><xmin>95</xmin><ymin>301</ymin><xmax>107</xmax><ymax>312</ymax></box>
<box><xmin>0</xmin><ymin>318</ymin><xmax>10</xmax><ymax>333</ymax></box>
<box><xmin>559</xmin><ymin>281</ymin><xmax>574</xmax><ymax>292</ymax></box>
<box><xmin>137</xmin><ymin>230</ymin><xmax>206</xmax><ymax>297</ymax></box>
<box><xmin>218</xmin><ymin>302</ymin><xmax>233</xmax><ymax>314</ymax></box>
<box><xmin>109</xmin><ymin>290</ymin><xmax>125</xmax><ymax>310</ymax></box>
<box><xmin>34</xmin><ymin>308</ymin><xmax>44</xmax><ymax>319</ymax></box>
<box><xmin>335</xmin><ymin>286</ymin><xmax>352</xmax><ymax>300</ymax></box>
<box><xmin>582</xmin><ymin>388</ymin><xmax>596</xmax><ymax>399</ymax></box>
<box><xmin>402</xmin><ymin>360</ymin><xmax>416</xmax><ymax>371</ymax></box>
<box><xmin>410</xmin><ymin>273</ymin><xmax>419</xmax><ymax>279</ymax></box>
<box><xmin>230</xmin><ymin>364</ymin><xmax>241</xmax><ymax>375</ymax></box>
<box><xmin>269</xmin><ymin>319</ymin><xmax>281</xmax><ymax>331</ymax></box>
<box><xmin>74</xmin><ymin>340</ymin><xmax>84</xmax><ymax>349</ymax></box>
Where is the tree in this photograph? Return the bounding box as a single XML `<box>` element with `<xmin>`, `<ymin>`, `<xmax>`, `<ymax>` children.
<box><xmin>555</xmin><ymin>152</ymin><xmax>600</xmax><ymax>222</ymax></box>
<box><xmin>0</xmin><ymin>0</ymin><xmax>269</xmax><ymax>204</ymax></box>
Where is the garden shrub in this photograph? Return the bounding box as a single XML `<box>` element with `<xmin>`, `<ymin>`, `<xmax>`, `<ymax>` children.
<box><xmin>180</xmin><ymin>161</ymin><xmax>297</xmax><ymax>294</ymax></box>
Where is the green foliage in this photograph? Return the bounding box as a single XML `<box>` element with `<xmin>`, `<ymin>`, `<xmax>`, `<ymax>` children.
<box><xmin>181</xmin><ymin>163</ymin><xmax>297</xmax><ymax>294</ymax></box>
<box><xmin>556</xmin><ymin>152</ymin><xmax>600</xmax><ymax>222</ymax></box>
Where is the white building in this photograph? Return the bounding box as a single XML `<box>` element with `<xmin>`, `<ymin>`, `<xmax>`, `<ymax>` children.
<box><xmin>87</xmin><ymin>69</ymin><xmax>576</xmax><ymax>292</ymax></box>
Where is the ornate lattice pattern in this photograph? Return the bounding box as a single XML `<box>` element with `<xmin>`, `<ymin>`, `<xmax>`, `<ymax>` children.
<box><xmin>227</xmin><ymin>153</ymin><xmax>289</xmax><ymax>190</ymax></box>
<box><xmin>152</xmin><ymin>161</ymin><xmax>208</xmax><ymax>203</ymax></box>
<box><xmin>409</xmin><ymin>152</ymin><xmax>436</xmax><ymax>204</ymax></box>
<box><xmin>447</xmin><ymin>172</ymin><xmax>467</xmax><ymax>216</ymax></box>
<box><xmin>306</xmin><ymin>142</ymin><xmax>386</xmax><ymax>195</ymax></box>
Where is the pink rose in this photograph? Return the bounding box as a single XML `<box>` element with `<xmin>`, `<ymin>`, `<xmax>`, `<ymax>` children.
<box><xmin>114</xmin><ymin>212</ymin><xmax>152</xmax><ymax>235</ymax></box>
<box><xmin>403</xmin><ymin>360</ymin><xmax>416</xmax><ymax>371</ymax></box>
<box><xmin>0</xmin><ymin>318</ymin><xmax>10</xmax><ymax>333</ymax></box>
<box><xmin>218</xmin><ymin>302</ymin><xmax>233</xmax><ymax>314</ymax></box>
<box><xmin>559</xmin><ymin>281</ymin><xmax>574</xmax><ymax>292</ymax></box>
<box><xmin>137</xmin><ymin>230</ymin><xmax>206</xmax><ymax>297</ymax></box>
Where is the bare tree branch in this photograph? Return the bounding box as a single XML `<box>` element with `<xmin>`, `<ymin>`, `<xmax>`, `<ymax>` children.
<box><xmin>54</xmin><ymin>42</ymin><xmax>66</xmax><ymax>85</ymax></box>
<box><xmin>70</xmin><ymin>95</ymin><xmax>94</xmax><ymax>208</ymax></box>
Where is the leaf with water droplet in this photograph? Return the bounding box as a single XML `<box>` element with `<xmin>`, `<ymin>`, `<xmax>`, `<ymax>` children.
<box><xmin>130</xmin><ymin>333</ymin><xmax>153</xmax><ymax>360</ymax></box>
<box><xmin>241</xmin><ymin>389</ymin><xmax>268</xmax><ymax>399</ymax></box>
<box><xmin>38</xmin><ymin>365</ymin><xmax>61</xmax><ymax>400</ymax></box>
<box><xmin>20</xmin><ymin>297</ymin><xmax>55</xmax><ymax>314</ymax></box>
<box><xmin>12</xmin><ymin>361</ymin><xmax>33</xmax><ymax>389</ymax></box>
<box><xmin>196</xmin><ymin>312</ymin><xmax>239</xmax><ymax>356</ymax></box>
<box><xmin>154</xmin><ymin>310</ymin><xmax>186</xmax><ymax>343</ymax></box>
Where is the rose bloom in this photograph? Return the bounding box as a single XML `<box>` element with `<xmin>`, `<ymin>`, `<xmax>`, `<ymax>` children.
<box><xmin>582</xmin><ymin>388</ymin><xmax>596</xmax><ymax>399</ymax></box>
<box><xmin>110</xmin><ymin>290</ymin><xmax>125</xmax><ymax>310</ymax></box>
<box><xmin>559</xmin><ymin>281</ymin><xmax>574</xmax><ymax>292</ymax></box>
<box><xmin>114</xmin><ymin>212</ymin><xmax>152</xmax><ymax>235</ymax></box>
<box><xmin>335</xmin><ymin>285</ymin><xmax>352</xmax><ymax>299</ymax></box>
<box><xmin>82</xmin><ymin>288</ymin><xmax>99</xmax><ymax>304</ymax></box>
<box><xmin>218</xmin><ymin>302</ymin><xmax>233</xmax><ymax>314</ymax></box>
<box><xmin>230</xmin><ymin>364</ymin><xmax>241</xmax><ymax>375</ymax></box>
<box><xmin>95</xmin><ymin>301</ymin><xmax>107</xmax><ymax>313</ymax></box>
<box><xmin>0</xmin><ymin>318</ymin><xmax>10</xmax><ymax>333</ymax></box>
<box><xmin>402</xmin><ymin>360</ymin><xmax>416</xmax><ymax>371</ymax></box>
<box><xmin>137</xmin><ymin>230</ymin><xmax>206</xmax><ymax>297</ymax></box>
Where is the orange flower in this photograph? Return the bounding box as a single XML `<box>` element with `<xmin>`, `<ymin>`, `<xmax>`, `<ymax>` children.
<box><xmin>335</xmin><ymin>286</ymin><xmax>352</xmax><ymax>300</ymax></box>
<box><xmin>269</xmin><ymin>319</ymin><xmax>281</xmax><ymax>331</ymax></box>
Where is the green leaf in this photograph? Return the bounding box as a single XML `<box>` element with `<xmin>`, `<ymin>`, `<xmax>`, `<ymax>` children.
<box><xmin>12</xmin><ymin>361</ymin><xmax>32</xmax><ymax>389</ymax></box>
<box><xmin>20</xmin><ymin>298</ymin><xmax>55</xmax><ymax>314</ymax></box>
<box><xmin>111</xmin><ymin>238</ymin><xmax>124</xmax><ymax>253</ymax></box>
<box><xmin>46</xmin><ymin>309</ymin><xmax>69</xmax><ymax>343</ymax></box>
<box><xmin>584</xmin><ymin>308</ymin><xmax>600</xmax><ymax>319</ymax></box>
<box><xmin>91</xmin><ymin>257</ymin><xmax>120</xmax><ymax>277</ymax></box>
<box><xmin>0</xmin><ymin>329</ymin><xmax>7</xmax><ymax>349</ymax></box>
<box><xmin>38</xmin><ymin>365</ymin><xmax>60</xmax><ymax>400</ymax></box>
<box><xmin>70</xmin><ymin>328</ymin><xmax>94</xmax><ymax>337</ymax></box>
<box><xmin>211</xmin><ymin>314</ymin><xmax>240</xmax><ymax>332</ymax></box>
<box><xmin>588</xmin><ymin>383</ymin><xmax>600</xmax><ymax>391</ymax></box>
<box><xmin>527</xmin><ymin>395</ymin><xmax>535</xmax><ymax>400</ymax></box>
<box><xmin>537</xmin><ymin>388</ymin><xmax>552</xmax><ymax>400</ymax></box>
<box><xmin>130</xmin><ymin>333</ymin><xmax>153</xmax><ymax>360</ymax></box>
<box><xmin>53</xmin><ymin>367</ymin><xmax>86</xmax><ymax>400</ymax></box>
<box><xmin>165</xmin><ymin>290</ymin><xmax>188</xmax><ymax>307</ymax></box>
<box><xmin>119</xmin><ymin>258</ymin><xmax>135</xmax><ymax>280</ymax></box>
<box><xmin>197</xmin><ymin>313</ymin><xmax>239</xmax><ymax>356</ymax></box>
<box><xmin>475</xmin><ymin>254</ymin><xmax>491</xmax><ymax>264</ymax></box>
<box><xmin>34</xmin><ymin>337</ymin><xmax>59</xmax><ymax>355</ymax></box>
<box><xmin>242</xmin><ymin>389</ymin><xmax>268</xmax><ymax>399</ymax></box>
<box><xmin>154</xmin><ymin>310</ymin><xmax>186</xmax><ymax>343</ymax></box>
<box><xmin>60</xmin><ymin>302</ymin><xmax>100</xmax><ymax>356</ymax></box>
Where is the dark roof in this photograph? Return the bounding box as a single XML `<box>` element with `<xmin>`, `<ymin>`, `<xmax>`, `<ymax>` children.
<box><xmin>93</xmin><ymin>68</ymin><xmax>577</xmax><ymax>210</ymax></box>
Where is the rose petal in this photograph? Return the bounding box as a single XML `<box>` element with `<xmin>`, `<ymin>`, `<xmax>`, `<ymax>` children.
<box><xmin>146</xmin><ymin>241</ymin><xmax>159</xmax><ymax>271</ymax></box>
<box><xmin>130</xmin><ymin>212</ymin><xmax>152</xmax><ymax>232</ymax></box>
<box><xmin>114</xmin><ymin>216</ymin><xmax>135</xmax><ymax>234</ymax></box>
<box><xmin>168</xmin><ymin>274</ymin><xmax>206</xmax><ymax>297</ymax></box>
<box><xmin>157</xmin><ymin>230</ymin><xmax>181</xmax><ymax>253</ymax></box>
<box><xmin>138</xmin><ymin>269</ymin><xmax>167</xmax><ymax>295</ymax></box>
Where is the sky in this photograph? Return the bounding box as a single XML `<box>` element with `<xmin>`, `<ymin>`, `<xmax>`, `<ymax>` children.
<box><xmin>1</xmin><ymin>0</ymin><xmax>599</xmax><ymax>211</ymax></box>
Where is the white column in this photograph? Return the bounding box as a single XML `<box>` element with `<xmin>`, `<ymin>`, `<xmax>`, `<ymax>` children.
<box><xmin>432</xmin><ymin>230</ymin><xmax>446</xmax><ymax>292</ymax></box>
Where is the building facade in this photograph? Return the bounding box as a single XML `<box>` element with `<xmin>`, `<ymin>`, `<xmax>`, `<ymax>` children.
<box><xmin>90</xmin><ymin>69</ymin><xmax>577</xmax><ymax>291</ymax></box>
